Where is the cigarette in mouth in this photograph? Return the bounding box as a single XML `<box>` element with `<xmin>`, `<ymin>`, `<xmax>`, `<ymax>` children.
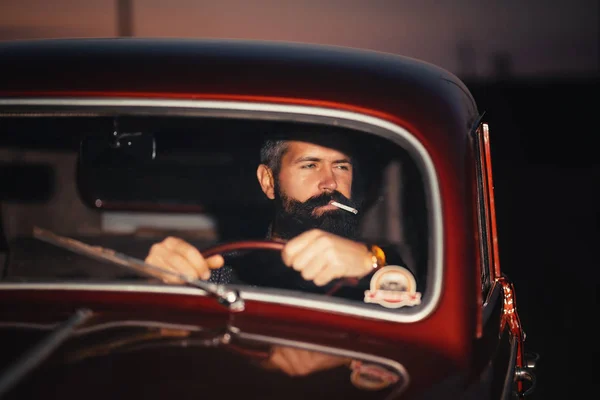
<box><xmin>330</xmin><ymin>201</ymin><xmax>358</xmax><ymax>214</ymax></box>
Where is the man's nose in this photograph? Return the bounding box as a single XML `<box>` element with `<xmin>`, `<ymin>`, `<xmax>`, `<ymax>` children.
<box><xmin>318</xmin><ymin>168</ymin><xmax>338</xmax><ymax>192</ymax></box>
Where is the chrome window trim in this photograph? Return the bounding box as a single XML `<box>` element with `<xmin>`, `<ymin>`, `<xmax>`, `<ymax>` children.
<box><xmin>0</xmin><ymin>97</ymin><xmax>443</xmax><ymax>323</ymax></box>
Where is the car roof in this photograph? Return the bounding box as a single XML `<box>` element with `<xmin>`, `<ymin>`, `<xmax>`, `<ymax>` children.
<box><xmin>0</xmin><ymin>37</ymin><xmax>479</xmax><ymax>139</ymax></box>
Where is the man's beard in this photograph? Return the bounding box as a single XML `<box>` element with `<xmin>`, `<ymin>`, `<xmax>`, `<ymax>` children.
<box><xmin>271</xmin><ymin>187</ymin><xmax>360</xmax><ymax>240</ymax></box>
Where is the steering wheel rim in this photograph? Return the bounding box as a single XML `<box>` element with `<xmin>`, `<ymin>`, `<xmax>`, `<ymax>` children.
<box><xmin>200</xmin><ymin>240</ymin><xmax>285</xmax><ymax>258</ymax></box>
<box><xmin>200</xmin><ymin>239</ymin><xmax>356</xmax><ymax>295</ymax></box>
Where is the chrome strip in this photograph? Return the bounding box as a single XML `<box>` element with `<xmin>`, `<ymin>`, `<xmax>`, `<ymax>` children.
<box><xmin>0</xmin><ymin>320</ymin><xmax>204</xmax><ymax>335</ymax></box>
<box><xmin>0</xmin><ymin>97</ymin><xmax>443</xmax><ymax>323</ymax></box>
<box><xmin>0</xmin><ymin>283</ymin><xmax>208</xmax><ymax>295</ymax></box>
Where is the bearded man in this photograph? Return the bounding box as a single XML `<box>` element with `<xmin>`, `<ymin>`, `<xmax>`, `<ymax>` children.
<box><xmin>145</xmin><ymin>133</ymin><xmax>407</xmax><ymax>296</ymax></box>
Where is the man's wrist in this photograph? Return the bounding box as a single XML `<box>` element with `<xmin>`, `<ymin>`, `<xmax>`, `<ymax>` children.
<box><xmin>364</xmin><ymin>243</ymin><xmax>386</xmax><ymax>274</ymax></box>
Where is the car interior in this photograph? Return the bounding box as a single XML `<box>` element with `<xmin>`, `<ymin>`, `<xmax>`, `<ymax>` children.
<box><xmin>0</xmin><ymin>115</ymin><xmax>429</xmax><ymax>293</ymax></box>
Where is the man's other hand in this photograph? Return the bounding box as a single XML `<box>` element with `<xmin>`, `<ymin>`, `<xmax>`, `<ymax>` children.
<box><xmin>262</xmin><ymin>346</ymin><xmax>351</xmax><ymax>376</ymax></box>
<box><xmin>145</xmin><ymin>237</ymin><xmax>224</xmax><ymax>282</ymax></box>
<box><xmin>281</xmin><ymin>229</ymin><xmax>373</xmax><ymax>286</ymax></box>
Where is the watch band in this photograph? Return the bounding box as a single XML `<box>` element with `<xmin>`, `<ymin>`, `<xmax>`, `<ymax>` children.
<box><xmin>369</xmin><ymin>244</ymin><xmax>386</xmax><ymax>271</ymax></box>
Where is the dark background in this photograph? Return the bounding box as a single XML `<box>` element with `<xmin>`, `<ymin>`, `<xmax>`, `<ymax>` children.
<box><xmin>1</xmin><ymin>1</ymin><xmax>598</xmax><ymax>398</ymax></box>
<box><xmin>466</xmin><ymin>76</ymin><xmax>598</xmax><ymax>399</ymax></box>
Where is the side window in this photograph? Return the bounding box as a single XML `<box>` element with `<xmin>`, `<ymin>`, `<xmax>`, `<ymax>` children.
<box><xmin>472</xmin><ymin>122</ymin><xmax>497</xmax><ymax>300</ymax></box>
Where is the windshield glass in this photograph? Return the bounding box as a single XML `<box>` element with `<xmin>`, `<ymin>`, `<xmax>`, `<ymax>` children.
<box><xmin>0</xmin><ymin>111</ymin><xmax>431</xmax><ymax>316</ymax></box>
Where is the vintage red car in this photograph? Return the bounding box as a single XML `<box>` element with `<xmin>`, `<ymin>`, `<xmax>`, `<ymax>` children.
<box><xmin>0</xmin><ymin>38</ymin><xmax>537</xmax><ymax>399</ymax></box>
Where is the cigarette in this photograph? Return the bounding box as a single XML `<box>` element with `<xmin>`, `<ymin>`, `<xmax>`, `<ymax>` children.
<box><xmin>330</xmin><ymin>201</ymin><xmax>358</xmax><ymax>214</ymax></box>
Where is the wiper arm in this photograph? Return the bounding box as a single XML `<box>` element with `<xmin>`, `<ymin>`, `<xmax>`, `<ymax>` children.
<box><xmin>0</xmin><ymin>308</ymin><xmax>92</xmax><ymax>398</ymax></box>
<box><xmin>32</xmin><ymin>227</ymin><xmax>245</xmax><ymax>312</ymax></box>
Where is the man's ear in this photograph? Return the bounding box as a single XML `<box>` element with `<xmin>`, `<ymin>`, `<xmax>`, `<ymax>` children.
<box><xmin>257</xmin><ymin>164</ymin><xmax>275</xmax><ymax>199</ymax></box>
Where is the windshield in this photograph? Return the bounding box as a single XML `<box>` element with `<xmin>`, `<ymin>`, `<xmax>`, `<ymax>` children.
<box><xmin>0</xmin><ymin>110</ymin><xmax>433</xmax><ymax>318</ymax></box>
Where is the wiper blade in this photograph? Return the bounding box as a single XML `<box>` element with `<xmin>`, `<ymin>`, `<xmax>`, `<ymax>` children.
<box><xmin>0</xmin><ymin>308</ymin><xmax>93</xmax><ymax>397</ymax></box>
<box><xmin>32</xmin><ymin>227</ymin><xmax>245</xmax><ymax>312</ymax></box>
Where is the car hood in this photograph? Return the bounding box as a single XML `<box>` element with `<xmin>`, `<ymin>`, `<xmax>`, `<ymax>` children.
<box><xmin>0</xmin><ymin>310</ymin><xmax>410</xmax><ymax>400</ymax></box>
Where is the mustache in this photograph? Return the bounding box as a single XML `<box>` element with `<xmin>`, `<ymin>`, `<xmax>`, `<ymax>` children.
<box><xmin>295</xmin><ymin>191</ymin><xmax>357</xmax><ymax>214</ymax></box>
<box><xmin>272</xmin><ymin>189</ymin><xmax>360</xmax><ymax>240</ymax></box>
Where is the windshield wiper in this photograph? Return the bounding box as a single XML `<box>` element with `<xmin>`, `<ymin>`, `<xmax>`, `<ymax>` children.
<box><xmin>0</xmin><ymin>308</ymin><xmax>93</xmax><ymax>398</ymax></box>
<box><xmin>32</xmin><ymin>227</ymin><xmax>245</xmax><ymax>312</ymax></box>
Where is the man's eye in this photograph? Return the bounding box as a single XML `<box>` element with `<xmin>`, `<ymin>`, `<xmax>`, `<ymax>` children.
<box><xmin>301</xmin><ymin>163</ymin><xmax>317</xmax><ymax>169</ymax></box>
<box><xmin>336</xmin><ymin>165</ymin><xmax>350</xmax><ymax>171</ymax></box>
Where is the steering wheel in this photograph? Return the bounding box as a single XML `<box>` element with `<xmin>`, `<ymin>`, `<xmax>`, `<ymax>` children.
<box><xmin>200</xmin><ymin>240</ymin><xmax>286</xmax><ymax>258</ymax></box>
<box><xmin>200</xmin><ymin>240</ymin><xmax>357</xmax><ymax>296</ymax></box>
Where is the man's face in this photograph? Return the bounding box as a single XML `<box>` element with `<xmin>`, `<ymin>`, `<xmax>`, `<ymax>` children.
<box><xmin>277</xmin><ymin>141</ymin><xmax>353</xmax><ymax>213</ymax></box>
<box><xmin>262</xmin><ymin>141</ymin><xmax>360</xmax><ymax>239</ymax></box>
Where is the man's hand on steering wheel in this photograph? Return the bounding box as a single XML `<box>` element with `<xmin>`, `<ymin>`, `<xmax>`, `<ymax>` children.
<box><xmin>145</xmin><ymin>236</ymin><xmax>225</xmax><ymax>282</ymax></box>
<box><xmin>281</xmin><ymin>229</ymin><xmax>374</xmax><ymax>287</ymax></box>
<box><xmin>145</xmin><ymin>230</ymin><xmax>374</xmax><ymax>287</ymax></box>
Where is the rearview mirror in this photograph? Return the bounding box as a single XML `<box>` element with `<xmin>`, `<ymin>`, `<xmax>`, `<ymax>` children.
<box><xmin>75</xmin><ymin>126</ymin><xmax>268</xmax><ymax>212</ymax></box>
<box><xmin>79</xmin><ymin>129</ymin><xmax>156</xmax><ymax>167</ymax></box>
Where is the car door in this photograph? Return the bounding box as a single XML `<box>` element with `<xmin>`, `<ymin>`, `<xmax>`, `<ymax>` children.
<box><xmin>472</xmin><ymin>122</ymin><xmax>536</xmax><ymax>399</ymax></box>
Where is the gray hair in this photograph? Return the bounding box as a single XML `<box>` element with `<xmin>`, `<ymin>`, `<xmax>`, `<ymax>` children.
<box><xmin>259</xmin><ymin>139</ymin><xmax>289</xmax><ymax>175</ymax></box>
